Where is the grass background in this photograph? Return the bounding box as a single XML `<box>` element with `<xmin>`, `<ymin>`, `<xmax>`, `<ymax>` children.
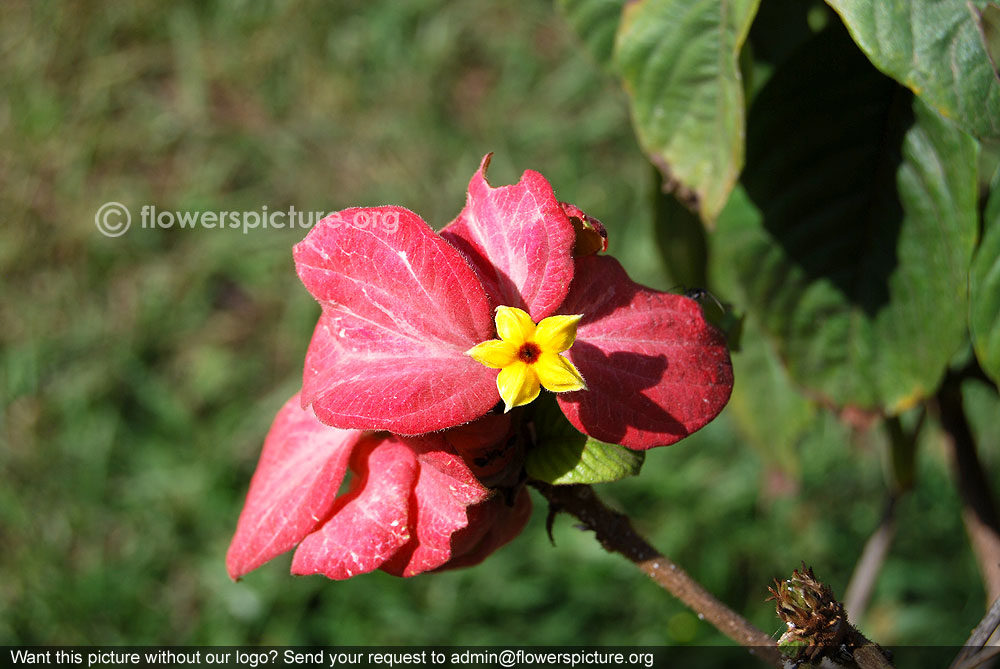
<box><xmin>1</xmin><ymin>0</ymin><xmax>994</xmax><ymax>657</ymax></box>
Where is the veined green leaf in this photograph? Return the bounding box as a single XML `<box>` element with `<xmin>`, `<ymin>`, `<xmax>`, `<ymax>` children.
<box><xmin>613</xmin><ymin>0</ymin><xmax>760</xmax><ymax>225</ymax></box>
<box><xmin>971</xmin><ymin>2</ymin><xmax>1000</xmax><ymax>79</ymax></box>
<box><xmin>715</xmin><ymin>28</ymin><xmax>979</xmax><ymax>412</ymax></box>
<box><xmin>826</xmin><ymin>0</ymin><xmax>1000</xmax><ymax>140</ymax></box>
<box><xmin>712</xmin><ymin>205</ymin><xmax>815</xmax><ymax>475</ymax></box>
<box><xmin>526</xmin><ymin>395</ymin><xmax>644</xmax><ymax>485</ymax></box>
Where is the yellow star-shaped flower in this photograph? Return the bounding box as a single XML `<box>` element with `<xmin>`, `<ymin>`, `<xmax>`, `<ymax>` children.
<box><xmin>466</xmin><ymin>306</ymin><xmax>587</xmax><ymax>413</ymax></box>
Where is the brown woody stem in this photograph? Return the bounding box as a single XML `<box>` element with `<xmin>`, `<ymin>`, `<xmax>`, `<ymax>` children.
<box><xmin>530</xmin><ymin>481</ymin><xmax>783</xmax><ymax>667</ymax></box>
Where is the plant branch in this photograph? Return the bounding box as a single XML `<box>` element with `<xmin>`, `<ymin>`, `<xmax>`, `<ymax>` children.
<box><xmin>843</xmin><ymin>410</ymin><xmax>922</xmax><ymax>624</ymax></box>
<box><xmin>844</xmin><ymin>495</ymin><xmax>897</xmax><ymax>623</ymax></box>
<box><xmin>530</xmin><ymin>481</ymin><xmax>784</xmax><ymax>667</ymax></box>
<box><xmin>950</xmin><ymin>595</ymin><xmax>1000</xmax><ymax>669</ymax></box>
<box><xmin>938</xmin><ymin>372</ymin><xmax>1000</xmax><ymax>603</ymax></box>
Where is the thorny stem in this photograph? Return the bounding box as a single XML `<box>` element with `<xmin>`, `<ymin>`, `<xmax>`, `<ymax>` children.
<box><xmin>530</xmin><ymin>481</ymin><xmax>784</xmax><ymax>668</ymax></box>
<box><xmin>937</xmin><ymin>371</ymin><xmax>1000</xmax><ymax>603</ymax></box>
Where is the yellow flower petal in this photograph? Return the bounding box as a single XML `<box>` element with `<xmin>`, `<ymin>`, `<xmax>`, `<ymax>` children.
<box><xmin>534</xmin><ymin>314</ymin><xmax>583</xmax><ymax>353</ymax></box>
<box><xmin>534</xmin><ymin>352</ymin><xmax>587</xmax><ymax>393</ymax></box>
<box><xmin>496</xmin><ymin>361</ymin><xmax>541</xmax><ymax>412</ymax></box>
<box><xmin>466</xmin><ymin>339</ymin><xmax>518</xmax><ymax>369</ymax></box>
<box><xmin>494</xmin><ymin>306</ymin><xmax>536</xmax><ymax>346</ymax></box>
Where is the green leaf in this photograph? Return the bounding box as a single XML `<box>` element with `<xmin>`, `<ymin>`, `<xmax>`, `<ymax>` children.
<box><xmin>971</xmin><ymin>166</ymin><xmax>1000</xmax><ymax>384</ymax></box>
<box><xmin>557</xmin><ymin>0</ymin><xmax>625</xmax><ymax>70</ymax></box>
<box><xmin>613</xmin><ymin>0</ymin><xmax>760</xmax><ymax>224</ymax></box>
<box><xmin>826</xmin><ymin>0</ymin><xmax>1000</xmax><ymax>140</ymax></box>
<box><xmin>715</xmin><ymin>27</ymin><xmax>979</xmax><ymax>412</ymax></box>
<box><xmin>963</xmin><ymin>377</ymin><xmax>1000</xmax><ymax>456</ymax></box>
<box><xmin>713</xmin><ymin>311</ymin><xmax>815</xmax><ymax>474</ymax></box>
<box><xmin>526</xmin><ymin>396</ymin><xmax>644</xmax><ymax>484</ymax></box>
<box><xmin>971</xmin><ymin>2</ymin><xmax>1000</xmax><ymax>79</ymax></box>
<box><xmin>712</xmin><ymin>241</ymin><xmax>814</xmax><ymax>474</ymax></box>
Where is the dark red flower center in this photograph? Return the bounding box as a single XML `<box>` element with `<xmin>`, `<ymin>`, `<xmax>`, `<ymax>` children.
<box><xmin>518</xmin><ymin>342</ymin><xmax>541</xmax><ymax>364</ymax></box>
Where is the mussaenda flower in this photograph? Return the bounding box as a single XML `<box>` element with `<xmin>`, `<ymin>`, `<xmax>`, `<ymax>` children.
<box><xmin>294</xmin><ymin>154</ymin><xmax>732</xmax><ymax>449</ymax></box>
<box><xmin>227</xmin><ymin>154</ymin><xmax>733</xmax><ymax>582</ymax></box>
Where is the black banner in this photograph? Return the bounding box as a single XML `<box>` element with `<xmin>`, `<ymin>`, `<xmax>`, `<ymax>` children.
<box><xmin>0</xmin><ymin>646</ymin><xmax>965</xmax><ymax>669</ymax></box>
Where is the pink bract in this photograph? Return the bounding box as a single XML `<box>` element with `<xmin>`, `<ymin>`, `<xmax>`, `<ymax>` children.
<box><xmin>295</xmin><ymin>154</ymin><xmax>732</xmax><ymax>449</ymax></box>
<box><xmin>440</xmin><ymin>154</ymin><xmax>576</xmax><ymax>322</ymax></box>
<box><xmin>294</xmin><ymin>205</ymin><xmax>498</xmax><ymax>436</ymax></box>
<box><xmin>227</xmin><ymin>394</ymin><xmax>528</xmax><ymax>580</ymax></box>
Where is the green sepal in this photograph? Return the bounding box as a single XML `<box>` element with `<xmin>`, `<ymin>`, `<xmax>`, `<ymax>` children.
<box><xmin>525</xmin><ymin>395</ymin><xmax>644</xmax><ymax>485</ymax></box>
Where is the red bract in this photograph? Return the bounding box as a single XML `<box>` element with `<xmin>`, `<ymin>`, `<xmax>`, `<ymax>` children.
<box><xmin>297</xmin><ymin>154</ymin><xmax>732</xmax><ymax>449</ymax></box>
<box><xmin>227</xmin><ymin>395</ymin><xmax>529</xmax><ymax>580</ymax></box>
<box><xmin>228</xmin><ymin>155</ymin><xmax>732</xmax><ymax>582</ymax></box>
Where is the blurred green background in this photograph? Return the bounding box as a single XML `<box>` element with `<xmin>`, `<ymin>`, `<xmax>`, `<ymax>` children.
<box><xmin>1</xmin><ymin>0</ymin><xmax>992</xmax><ymax>656</ymax></box>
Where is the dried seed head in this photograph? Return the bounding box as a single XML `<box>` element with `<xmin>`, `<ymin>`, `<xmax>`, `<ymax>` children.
<box><xmin>767</xmin><ymin>564</ymin><xmax>858</xmax><ymax>666</ymax></box>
